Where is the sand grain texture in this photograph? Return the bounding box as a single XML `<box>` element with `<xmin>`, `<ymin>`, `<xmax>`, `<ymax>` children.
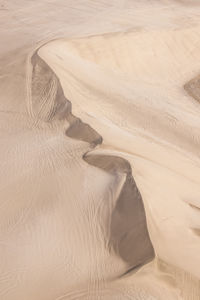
<box><xmin>1</xmin><ymin>1</ymin><xmax>200</xmax><ymax>299</ymax></box>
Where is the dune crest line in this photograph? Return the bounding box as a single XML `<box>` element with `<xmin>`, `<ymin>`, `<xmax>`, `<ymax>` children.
<box><xmin>27</xmin><ymin>46</ymin><xmax>154</xmax><ymax>276</ymax></box>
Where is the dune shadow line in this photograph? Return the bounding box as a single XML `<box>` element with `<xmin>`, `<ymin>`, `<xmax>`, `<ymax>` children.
<box><xmin>30</xmin><ymin>49</ymin><xmax>155</xmax><ymax>275</ymax></box>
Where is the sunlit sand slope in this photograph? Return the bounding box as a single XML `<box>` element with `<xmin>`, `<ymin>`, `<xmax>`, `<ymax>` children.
<box><xmin>39</xmin><ymin>25</ymin><xmax>200</xmax><ymax>281</ymax></box>
<box><xmin>1</xmin><ymin>1</ymin><xmax>200</xmax><ymax>299</ymax></box>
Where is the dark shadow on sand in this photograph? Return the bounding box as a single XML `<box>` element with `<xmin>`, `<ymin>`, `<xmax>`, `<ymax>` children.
<box><xmin>30</xmin><ymin>50</ymin><xmax>154</xmax><ymax>276</ymax></box>
<box><xmin>84</xmin><ymin>154</ymin><xmax>154</xmax><ymax>271</ymax></box>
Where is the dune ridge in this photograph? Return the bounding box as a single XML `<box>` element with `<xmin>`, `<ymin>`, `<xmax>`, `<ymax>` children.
<box><xmin>29</xmin><ymin>49</ymin><xmax>155</xmax><ymax>273</ymax></box>
<box><xmin>1</xmin><ymin>1</ymin><xmax>200</xmax><ymax>299</ymax></box>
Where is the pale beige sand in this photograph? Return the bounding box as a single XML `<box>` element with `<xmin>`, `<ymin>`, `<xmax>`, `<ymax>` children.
<box><xmin>1</xmin><ymin>1</ymin><xmax>200</xmax><ymax>299</ymax></box>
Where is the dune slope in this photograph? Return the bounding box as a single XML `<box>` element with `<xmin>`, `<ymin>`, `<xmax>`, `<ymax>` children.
<box><xmin>1</xmin><ymin>1</ymin><xmax>200</xmax><ymax>299</ymax></box>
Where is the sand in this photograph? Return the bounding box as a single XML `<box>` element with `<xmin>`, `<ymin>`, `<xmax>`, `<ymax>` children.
<box><xmin>1</xmin><ymin>1</ymin><xmax>200</xmax><ymax>299</ymax></box>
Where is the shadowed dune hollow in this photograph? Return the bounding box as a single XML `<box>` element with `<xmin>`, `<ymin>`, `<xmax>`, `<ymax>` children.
<box><xmin>31</xmin><ymin>50</ymin><xmax>155</xmax><ymax>274</ymax></box>
<box><xmin>2</xmin><ymin>2</ymin><xmax>200</xmax><ymax>297</ymax></box>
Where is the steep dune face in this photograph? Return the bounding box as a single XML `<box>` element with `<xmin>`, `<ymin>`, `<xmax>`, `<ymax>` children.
<box><xmin>38</xmin><ymin>29</ymin><xmax>200</xmax><ymax>280</ymax></box>
<box><xmin>0</xmin><ymin>50</ymin><xmax>155</xmax><ymax>299</ymax></box>
<box><xmin>31</xmin><ymin>52</ymin><xmax>155</xmax><ymax>271</ymax></box>
<box><xmin>1</xmin><ymin>0</ymin><xmax>200</xmax><ymax>299</ymax></box>
<box><xmin>30</xmin><ymin>51</ymin><xmax>155</xmax><ymax>273</ymax></box>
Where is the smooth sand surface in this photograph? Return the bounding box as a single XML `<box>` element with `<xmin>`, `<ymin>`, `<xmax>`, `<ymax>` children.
<box><xmin>1</xmin><ymin>1</ymin><xmax>200</xmax><ymax>299</ymax></box>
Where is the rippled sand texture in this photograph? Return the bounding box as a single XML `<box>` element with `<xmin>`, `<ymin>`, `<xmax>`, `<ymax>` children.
<box><xmin>1</xmin><ymin>1</ymin><xmax>200</xmax><ymax>299</ymax></box>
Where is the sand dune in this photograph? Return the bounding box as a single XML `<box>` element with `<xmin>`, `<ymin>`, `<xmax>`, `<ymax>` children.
<box><xmin>1</xmin><ymin>1</ymin><xmax>200</xmax><ymax>299</ymax></box>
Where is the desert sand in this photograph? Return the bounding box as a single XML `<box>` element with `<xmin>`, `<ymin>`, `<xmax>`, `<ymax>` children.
<box><xmin>1</xmin><ymin>1</ymin><xmax>200</xmax><ymax>299</ymax></box>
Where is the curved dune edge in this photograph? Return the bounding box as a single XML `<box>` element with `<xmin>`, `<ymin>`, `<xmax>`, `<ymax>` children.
<box><xmin>23</xmin><ymin>38</ymin><xmax>200</xmax><ymax>298</ymax></box>
<box><xmin>37</xmin><ymin>32</ymin><xmax>200</xmax><ymax>279</ymax></box>
<box><xmin>2</xmin><ymin>1</ymin><xmax>200</xmax><ymax>299</ymax></box>
<box><xmin>28</xmin><ymin>48</ymin><xmax>155</xmax><ymax>272</ymax></box>
<box><xmin>25</xmin><ymin>47</ymin><xmax>163</xmax><ymax>299</ymax></box>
